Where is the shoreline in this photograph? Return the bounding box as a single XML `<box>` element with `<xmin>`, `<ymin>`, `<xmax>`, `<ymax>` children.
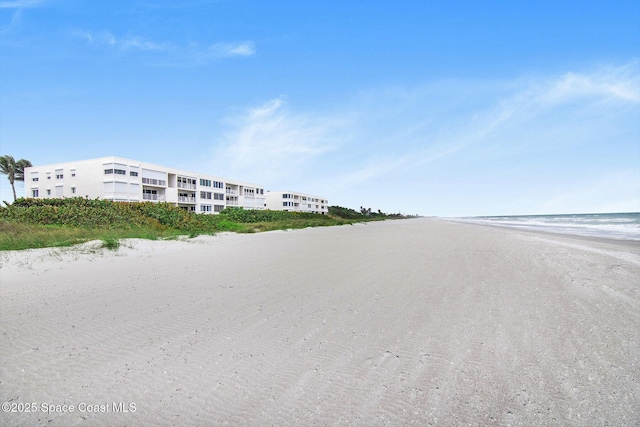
<box><xmin>2</xmin><ymin>218</ymin><xmax>639</xmax><ymax>425</ymax></box>
<box><xmin>444</xmin><ymin>214</ymin><xmax>640</xmax><ymax>243</ymax></box>
<box><xmin>438</xmin><ymin>217</ymin><xmax>640</xmax><ymax>256</ymax></box>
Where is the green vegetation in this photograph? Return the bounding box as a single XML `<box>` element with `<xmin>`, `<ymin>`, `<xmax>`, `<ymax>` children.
<box><xmin>0</xmin><ymin>198</ymin><xmax>402</xmax><ymax>251</ymax></box>
<box><xmin>328</xmin><ymin>205</ymin><xmax>406</xmax><ymax>219</ymax></box>
<box><xmin>101</xmin><ymin>238</ymin><xmax>121</xmax><ymax>251</ymax></box>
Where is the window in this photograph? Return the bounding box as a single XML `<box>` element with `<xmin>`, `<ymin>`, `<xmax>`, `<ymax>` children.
<box><xmin>130</xmin><ymin>171</ymin><xmax>138</xmax><ymax>177</ymax></box>
<box><xmin>71</xmin><ymin>187</ymin><xmax>76</xmax><ymax>194</ymax></box>
<box><xmin>141</xmin><ymin>177</ymin><xmax>167</xmax><ymax>186</ymax></box>
<box><xmin>200</xmin><ymin>179</ymin><xmax>212</xmax><ymax>187</ymax></box>
<box><xmin>214</xmin><ymin>193</ymin><xmax>224</xmax><ymax>200</ymax></box>
<box><xmin>141</xmin><ymin>169</ymin><xmax>167</xmax><ymax>186</ymax></box>
<box><xmin>200</xmin><ymin>191</ymin><xmax>212</xmax><ymax>199</ymax></box>
<box><xmin>32</xmin><ymin>177</ymin><xmax>39</xmax><ymax>182</ymax></box>
<box><xmin>56</xmin><ymin>174</ymin><xmax>64</xmax><ymax>179</ymax></box>
<box><xmin>143</xmin><ymin>189</ymin><xmax>157</xmax><ymax>197</ymax></box>
<box><xmin>114</xmin><ymin>169</ymin><xmax>126</xmax><ymax>175</ymax></box>
<box><xmin>105</xmin><ymin>169</ymin><xmax>114</xmax><ymax>174</ymax></box>
<box><xmin>213</xmin><ymin>181</ymin><xmax>223</xmax><ymax>189</ymax></box>
<box><xmin>214</xmin><ymin>205</ymin><xmax>224</xmax><ymax>212</ymax></box>
<box><xmin>46</xmin><ymin>189</ymin><xmax>51</xmax><ymax>195</ymax></box>
<box><xmin>32</xmin><ymin>189</ymin><xmax>39</xmax><ymax>197</ymax></box>
<box><xmin>71</xmin><ymin>170</ymin><xmax>76</xmax><ymax>177</ymax></box>
<box><xmin>201</xmin><ymin>205</ymin><xmax>212</xmax><ymax>212</ymax></box>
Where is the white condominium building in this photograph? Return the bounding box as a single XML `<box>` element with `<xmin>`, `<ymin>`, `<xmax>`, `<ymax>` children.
<box><xmin>265</xmin><ymin>191</ymin><xmax>328</xmax><ymax>215</ymax></box>
<box><xmin>25</xmin><ymin>156</ymin><xmax>266</xmax><ymax>214</ymax></box>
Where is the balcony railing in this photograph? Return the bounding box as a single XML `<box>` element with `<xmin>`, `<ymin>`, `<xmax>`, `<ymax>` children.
<box><xmin>226</xmin><ymin>189</ymin><xmax>239</xmax><ymax>195</ymax></box>
<box><xmin>142</xmin><ymin>178</ymin><xmax>167</xmax><ymax>186</ymax></box>
<box><xmin>226</xmin><ymin>200</ymin><xmax>239</xmax><ymax>206</ymax></box>
<box><xmin>143</xmin><ymin>193</ymin><xmax>165</xmax><ymax>201</ymax></box>
<box><xmin>177</xmin><ymin>183</ymin><xmax>196</xmax><ymax>190</ymax></box>
<box><xmin>178</xmin><ymin>196</ymin><xmax>196</xmax><ymax>203</ymax></box>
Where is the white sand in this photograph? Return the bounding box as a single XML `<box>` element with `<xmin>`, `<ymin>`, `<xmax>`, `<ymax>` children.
<box><xmin>1</xmin><ymin>219</ymin><xmax>639</xmax><ymax>426</ymax></box>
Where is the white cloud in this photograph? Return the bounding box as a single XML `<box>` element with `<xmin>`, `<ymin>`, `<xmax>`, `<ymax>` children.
<box><xmin>186</xmin><ymin>41</ymin><xmax>256</xmax><ymax>65</ymax></box>
<box><xmin>74</xmin><ymin>31</ymin><xmax>255</xmax><ymax>65</ymax></box>
<box><xmin>291</xmin><ymin>62</ymin><xmax>639</xmax><ymax>215</ymax></box>
<box><xmin>75</xmin><ymin>31</ymin><xmax>171</xmax><ymax>52</ymax></box>
<box><xmin>0</xmin><ymin>7</ymin><xmax>21</xmax><ymax>34</ymax></box>
<box><xmin>343</xmin><ymin>62</ymin><xmax>640</xmax><ymax>184</ymax></box>
<box><xmin>210</xmin><ymin>98</ymin><xmax>349</xmax><ymax>187</ymax></box>
<box><xmin>536</xmin><ymin>64</ymin><xmax>640</xmax><ymax>104</ymax></box>
<box><xmin>200</xmin><ymin>62</ymin><xmax>639</xmax><ymax>215</ymax></box>
<box><xmin>220</xmin><ymin>41</ymin><xmax>256</xmax><ymax>57</ymax></box>
<box><xmin>1</xmin><ymin>0</ymin><xmax>44</xmax><ymax>34</ymax></box>
<box><xmin>0</xmin><ymin>0</ymin><xmax>44</xmax><ymax>8</ymax></box>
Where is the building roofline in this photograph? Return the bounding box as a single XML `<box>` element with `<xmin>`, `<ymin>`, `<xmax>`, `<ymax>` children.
<box><xmin>25</xmin><ymin>155</ymin><xmax>264</xmax><ymax>188</ymax></box>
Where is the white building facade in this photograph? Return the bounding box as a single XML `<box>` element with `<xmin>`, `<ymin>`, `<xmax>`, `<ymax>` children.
<box><xmin>265</xmin><ymin>191</ymin><xmax>328</xmax><ymax>215</ymax></box>
<box><xmin>25</xmin><ymin>156</ymin><xmax>266</xmax><ymax>214</ymax></box>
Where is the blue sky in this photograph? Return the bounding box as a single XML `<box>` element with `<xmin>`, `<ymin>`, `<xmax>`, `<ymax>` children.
<box><xmin>1</xmin><ymin>0</ymin><xmax>639</xmax><ymax>216</ymax></box>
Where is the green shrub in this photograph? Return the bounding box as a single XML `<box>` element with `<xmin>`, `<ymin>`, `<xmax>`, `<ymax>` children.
<box><xmin>101</xmin><ymin>238</ymin><xmax>120</xmax><ymax>250</ymax></box>
<box><xmin>0</xmin><ymin>198</ymin><xmax>395</xmax><ymax>250</ymax></box>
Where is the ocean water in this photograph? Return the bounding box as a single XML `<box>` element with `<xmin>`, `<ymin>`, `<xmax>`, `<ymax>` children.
<box><xmin>456</xmin><ymin>212</ymin><xmax>640</xmax><ymax>241</ymax></box>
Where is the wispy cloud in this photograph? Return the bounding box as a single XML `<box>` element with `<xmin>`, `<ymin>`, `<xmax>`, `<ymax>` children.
<box><xmin>0</xmin><ymin>0</ymin><xmax>44</xmax><ymax>34</ymax></box>
<box><xmin>74</xmin><ymin>30</ymin><xmax>255</xmax><ymax>65</ymax></box>
<box><xmin>216</xmin><ymin>41</ymin><xmax>256</xmax><ymax>57</ymax></box>
<box><xmin>534</xmin><ymin>64</ymin><xmax>640</xmax><ymax>104</ymax></box>
<box><xmin>185</xmin><ymin>41</ymin><xmax>256</xmax><ymax>66</ymax></box>
<box><xmin>220</xmin><ymin>63</ymin><xmax>637</xmax><ymax>214</ymax></box>
<box><xmin>0</xmin><ymin>0</ymin><xmax>44</xmax><ymax>8</ymax></box>
<box><xmin>0</xmin><ymin>7</ymin><xmax>21</xmax><ymax>34</ymax></box>
<box><xmin>209</xmin><ymin>97</ymin><xmax>350</xmax><ymax>187</ymax></box>
<box><xmin>337</xmin><ymin>63</ymin><xmax>640</xmax><ymax>188</ymax></box>
<box><xmin>75</xmin><ymin>30</ymin><xmax>171</xmax><ymax>52</ymax></box>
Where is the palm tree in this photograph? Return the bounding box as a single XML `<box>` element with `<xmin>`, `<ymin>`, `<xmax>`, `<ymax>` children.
<box><xmin>0</xmin><ymin>155</ymin><xmax>33</xmax><ymax>201</ymax></box>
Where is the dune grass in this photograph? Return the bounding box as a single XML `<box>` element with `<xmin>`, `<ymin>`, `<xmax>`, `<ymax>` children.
<box><xmin>0</xmin><ymin>198</ymin><xmax>396</xmax><ymax>251</ymax></box>
<box><xmin>0</xmin><ymin>221</ymin><xmax>180</xmax><ymax>251</ymax></box>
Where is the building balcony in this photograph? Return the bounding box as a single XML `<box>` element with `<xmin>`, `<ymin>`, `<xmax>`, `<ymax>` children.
<box><xmin>226</xmin><ymin>200</ymin><xmax>239</xmax><ymax>206</ymax></box>
<box><xmin>226</xmin><ymin>189</ymin><xmax>239</xmax><ymax>195</ymax></box>
<box><xmin>177</xmin><ymin>183</ymin><xmax>196</xmax><ymax>190</ymax></box>
<box><xmin>178</xmin><ymin>196</ymin><xmax>196</xmax><ymax>203</ymax></box>
<box><xmin>143</xmin><ymin>193</ymin><xmax>165</xmax><ymax>201</ymax></box>
<box><xmin>141</xmin><ymin>178</ymin><xmax>167</xmax><ymax>187</ymax></box>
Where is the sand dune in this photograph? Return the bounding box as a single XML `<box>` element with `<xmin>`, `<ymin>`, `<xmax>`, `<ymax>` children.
<box><xmin>1</xmin><ymin>219</ymin><xmax>639</xmax><ymax>426</ymax></box>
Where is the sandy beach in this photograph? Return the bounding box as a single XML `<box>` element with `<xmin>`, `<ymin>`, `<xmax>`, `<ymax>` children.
<box><xmin>1</xmin><ymin>218</ymin><xmax>639</xmax><ymax>426</ymax></box>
